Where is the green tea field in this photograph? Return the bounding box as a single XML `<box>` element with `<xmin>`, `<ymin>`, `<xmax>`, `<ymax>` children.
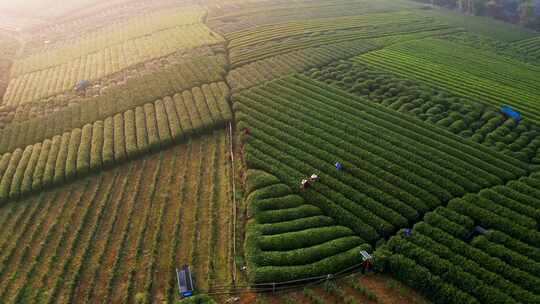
<box><xmin>0</xmin><ymin>0</ymin><xmax>539</xmax><ymax>303</ymax></box>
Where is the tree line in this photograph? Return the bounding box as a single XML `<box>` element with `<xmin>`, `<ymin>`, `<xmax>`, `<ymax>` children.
<box><xmin>416</xmin><ymin>0</ymin><xmax>540</xmax><ymax>30</ymax></box>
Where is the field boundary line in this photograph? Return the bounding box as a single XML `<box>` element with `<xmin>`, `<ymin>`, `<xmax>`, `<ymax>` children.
<box><xmin>228</xmin><ymin>123</ymin><xmax>237</xmax><ymax>288</ymax></box>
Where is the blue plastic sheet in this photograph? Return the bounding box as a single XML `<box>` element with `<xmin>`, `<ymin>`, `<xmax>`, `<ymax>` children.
<box><xmin>501</xmin><ymin>105</ymin><xmax>521</xmax><ymax>121</ymax></box>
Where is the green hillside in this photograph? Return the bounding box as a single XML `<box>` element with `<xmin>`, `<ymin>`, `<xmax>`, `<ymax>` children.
<box><xmin>0</xmin><ymin>1</ymin><xmax>539</xmax><ymax>303</ymax></box>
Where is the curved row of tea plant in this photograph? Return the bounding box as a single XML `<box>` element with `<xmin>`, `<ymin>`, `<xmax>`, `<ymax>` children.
<box><xmin>0</xmin><ymin>78</ymin><xmax>229</xmax><ymax>155</ymax></box>
<box><xmin>355</xmin><ymin>42</ymin><xmax>540</xmax><ymax>125</ymax></box>
<box><xmin>235</xmin><ymin>75</ymin><xmax>527</xmax><ymax>246</ymax></box>
<box><xmin>382</xmin><ymin>173</ymin><xmax>540</xmax><ymax>303</ymax></box>
<box><xmin>226</xmin><ymin>11</ymin><xmax>452</xmax><ymax>67</ymax></box>
<box><xmin>4</xmin><ymin>25</ymin><xmax>223</xmax><ymax>106</ymax></box>
<box><xmin>0</xmin><ymin>83</ymin><xmax>232</xmax><ymax>202</ymax></box>
<box><xmin>391</xmin><ymin>39</ymin><xmax>540</xmax><ymax>97</ymax></box>
<box><xmin>8</xmin><ymin>53</ymin><xmax>226</xmax><ymax>125</ymax></box>
<box><xmin>513</xmin><ymin>36</ymin><xmax>540</xmax><ymax>62</ymax></box>
<box><xmin>307</xmin><ymin>60</ymin><xmax>540</xmax><ymax>164</ymax></box>
<box><xmin>244</xmin><ymin>169</ymin><xmax>371</xmax><ymax>283</ymax></box>
<box><xmin>227</xmin><ymin>40</ymin><xmax>378</xmax><ymax>92</ymax></box>
<box><xmin>207</xmin><ymin>0</ymin><xmax>423</xmax><ymax>34</ymax></box>
<box><xmin>441</xmin><ymin>32</ymin><xmax>540</xmax><ymax>65</ymax></box>
<box><xmin>11</xmin><ymin>6</ymin><xmax>206</xmax><ymax>77</ymax></box>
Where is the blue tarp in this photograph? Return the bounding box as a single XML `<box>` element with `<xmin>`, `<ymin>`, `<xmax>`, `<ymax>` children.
<box><xmin>335</xmin><ymin>162</ymin><xmax>343</xmax><ymax>170</ymax></box>
<box><xmin>75</xmin><ymin>80</ymin><xmax>90</xmax><ymax>91</ymax></box>
<box><xmin>500</xmin><ymin>105</ymin><xmax>521</xmax><ymax>121</ymax></box>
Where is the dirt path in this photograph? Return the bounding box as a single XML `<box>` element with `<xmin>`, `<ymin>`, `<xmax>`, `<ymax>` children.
<box><xmin>359</xmin><ymin>274</ymin><xmax>430</xmax><ymax>304</ymax></box>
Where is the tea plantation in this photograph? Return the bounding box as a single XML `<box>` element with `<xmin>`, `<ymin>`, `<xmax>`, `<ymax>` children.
<box><xmin>0</xmin><ymin>0</ymin><xmax>539</xmax><ymax>303</ymax></box>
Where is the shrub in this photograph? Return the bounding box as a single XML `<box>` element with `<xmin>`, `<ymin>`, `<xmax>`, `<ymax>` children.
<box><xmin>388</xmin><ymin>236</ymin><xmax>513</xmax><ymax>304</ymax></box>
<box><xmin>53</xmin><ymin>132</ymin><xmax>71</xmax><ymax>184</ymax></box>
<box><xmin>154</xmin><ymin>99</ymin><xmax>172</xmax><ymax>147</ymax></box>
<box><xmin>415</xmin><ymin>221</ymin><xmax>540</xmax><ymax>299</ymax></box>
<box><xmin>32</xmin><ymin>139</ymin><xmax>51</xmax><ymax>191</ymax></box>
<box><xmin>255</xmin><ymin>204</ymin><xmax>321</xmax><ymax>224</ymax></box>
<box><xmin>251</xmin><ymin>195</ymin><xmax>305</xmax><ymax>214</ymax></box>
<box><xmin>182</xmin><ymin>90</ymin><xmax>203</xmax><ymax>133</ymax></box>
<box><xmin>135</xmin><ymin>107</ymin><xmax>149</xmax><ymax>154</ymax></box>
<box><xmin>173</xmin><ymin>93</ymin><xmax>193</xmax><ymax>135</ymax></box>
<box><xmin>423</xmin><ymin>211</ymin><xmax>470</xmax><ymax>240</ymax></box>
<box><xmin>144</xmin><ymin>103</ymin><xmax>160</xmax><ymax>151</ymax></box>
<box><xmin>90</xmin><ymin>121</ymin><xmax>104</xmax><ymax>171</ymax></box>
<box><xmin>258</xmin><ymin>216</ymin><xmax>334</xmax><ymax>235</ymax></box>
<box><xmin>123</xmin><ymin>110</ymin><xmax>138</xmax><ymax>158</ymax></box>
<box><xmin>77</xmin><ymin>124</ymin><xmax>93</xmax><ymax>175</ymax></box>
<box><xmin>192</xmin><ymin>86</ymin><xmax>213</xmax><ymax>128</ymax></box>
<box><xmin>65</xmin><ymin>128</ymin><xmax>82</xmax><ymax>179</ymax></box>
<box><xmin>9</xmin><ymin>146</ymin><xmax>33</xmax><ymax>199</ymax></box>
<box><xmin>245</xmin><ymin>169</ymin><xmax>281</xmax><ymax>194</ymax></box>
<box><xmin>202</xmin><ymin>84</ymin><xmax>225</xmax><ymax>126</ymax></box>
<box><xmin>472</xmin><ymin>236</ymin><xmax>540</xmax><ymax>277</ymax></box>
<box><xmin>21</xmin><ymin>143</ymin><xmax>41</xmax><ymax>194</ymax></box>
<box><xmin>449</xmin><ymin>120</ymin><xmax>467</xmax><ymax>133</ymax></box>
<box><xmin>0</xmin><ymin>149</ymin><xmax>22</xmax><ymax>201</ymax></box>
<box><xmin>163</xmin><ymin>96</ymin><xmax>183</xmax><ymax>141</ymax></box>
<box><xmin>43</xmin><ymin>135</ymin><xmax>62</xmax><ymax>187</ymax></box>
<box><xmin>386</xmin><ymin>254</ymin><xmax>478</xmax><ymax>304</ymax></box>
<box><xmin>102</xmin><ymin>117</ymin><xmax>114</xmax><ymax>167</ymax></box>
<box><xmin>251</xmin><ymin>244</ymin><xmax>369</xmax><ymax>283</ymax></box>
<box><xmin>258</xmin><ymin>226</ymin><xmax>353</xmax><ymax>251</ymax></box>
<box><xmin>0</xmin><ymin>153</ymin><xmax>11</xmax><ymax>177</ymax></box>
<box><xmin>214</xmin><ymin>82</ymin><xmax>233</xmax><ymax>121</ymax></box>
<box><xmin>256</xmin><ymin>236</ymin><xmax>362</xmax><ymax>267</ymax></box>
<box><xmin>113</xmin><ymin>114</ymin><xmax>127</xmax><ymax>162</ymax></box>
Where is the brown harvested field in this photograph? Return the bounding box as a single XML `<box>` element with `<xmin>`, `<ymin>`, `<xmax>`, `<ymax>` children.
<box><xmin>0</xmin><ymin>129</ymin><xmax>234</xmax><ymax>304</ymax></box>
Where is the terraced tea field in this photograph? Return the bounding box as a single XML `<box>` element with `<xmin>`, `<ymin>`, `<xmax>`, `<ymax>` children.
<box><xmin>307</xmin><ymin>60</ymin><xmax>540</xmax><ymax>164</ymax></box>
<box><xmin>226</xmin><ymin>11</ymin><xmax>454</xmax><ymax>67</ymax></box>
<box><xmin>513</xmin><ymin>36</ymin><xmax>540</xmax><ymax>61</ymax></box>
<box><xmin>3</xmin><ymin>6</ymin><xmax>224</xmax><ymax>107</ymax></box>
<box><xmin>234</xmin><ymin>75</ymin><xmax>529</xmax><ymax>283</ymax></box>
<box><xmin>0</xmin><ymin>129</ymin><xmax>233</xmax><ymax>304</ymax></box>
<box><xmin>384</xmin><ymin>172</ymin><xmax>540</xmax><ymax>303</ymax></box>
<box><xmin>1</xmin><ymin>0</ymin><xmax>540</xmax><ymax>303</ymax></box>
<box><xmin>356</xmin><ymin>38</ymin><xmax>540</xmax><ymax>125</ymax></box>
